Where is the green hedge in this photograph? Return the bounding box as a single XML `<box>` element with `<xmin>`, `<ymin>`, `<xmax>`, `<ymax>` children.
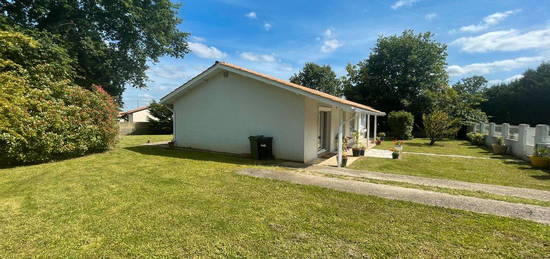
<box><xmin>387</xmin><ymin>110</ymin><xmax>414</xmax><ymax>140</ymax></box>
<box><xmin>0</xmin><ymin>30</ymin><xmax>118</xmax><ymax>164</ymax></box>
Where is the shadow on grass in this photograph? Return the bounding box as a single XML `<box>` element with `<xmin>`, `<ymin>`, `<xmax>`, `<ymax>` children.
<box><xmin>124</xmin><ymin>145</ymin><xmax>282</xmax><ymax>167</ymax></box>
<box><xmin>0</xmin><ymin>156</ymin><xmax>16</xmax><ymax>169</ymax></box>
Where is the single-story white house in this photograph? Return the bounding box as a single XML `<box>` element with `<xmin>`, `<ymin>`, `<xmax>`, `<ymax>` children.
<box><xmin>119</xmin><ymin>106</ymin><xmax>154</xmax><ymax>123</ymax></box>
<box><xmin>160</xmin><ymin>61</ymin><xmax>385</xmax><ymax>165</ymax></box>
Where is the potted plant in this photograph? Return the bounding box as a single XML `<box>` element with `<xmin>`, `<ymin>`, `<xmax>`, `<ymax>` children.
<box><xmin>378</xmin><ymin>132</ymin><xmax>386</xmax><ymax>141</ymax></box>
<box><xmin>341</xmin><ymin>154</ymin><xmax>349</xmax><ymax>167</ymax></box>
<box><xmin>351</xmin><ymin>131</ymin><xmax>361</xmax><ymax>157</ymax></box>
<box><xmin>530</xmin><ymin>146</ymin><xmax>549</xmax><ymax>168</ymax></box>
<box><xmin>341</xmin><ymin>137</ymin><xmax>349</xmax><ymax>166</ymax></box>
<box><xmin>390</xmin><ymin>148</ymin><xmax>400</xmax><ymax>159</ymax></box>
<box><xmin>375</xmin><ymin>137</ymin><xmax>382</xmax><ymax>145</ymax></box>
<box><xmin>359</xmin><ymin>143</ymin><xmax>366</xmax><ymax>156</ymax></box>
<box><xmin>491</xmin><ymin>137</ymin><xmax>507</xmax><ymax>154</ymax></box>
<box><xmin>168</xmin><ymin>141</ymin><xmax>175</xmax><ymax>148</ymax></box>
<box><xmin>394</xmin><ymin>140</ymin><xmax>404</xmax><ymax>152</ymax></box>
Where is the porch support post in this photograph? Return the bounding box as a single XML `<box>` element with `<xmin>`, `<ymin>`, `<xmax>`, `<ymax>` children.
<box><xmin>366</xmin><ymin>114</ymin><xmax>371</xmax><ymax>146</ymax></box>
<box><xmin>374</xmin><ymin>115</ymin><xmax>378</xmax><ymax>141</ymax></box>
<box><xmin>337</xmin><ymin>110</ymin><xmax>344</xmax><ymax>167</ymax></box>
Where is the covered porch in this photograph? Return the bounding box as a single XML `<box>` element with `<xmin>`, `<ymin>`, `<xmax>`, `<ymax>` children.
<box><xmin>312</xmin><ymin>103</ymin><xmax>385</xmax><ymax>167</ymax></box>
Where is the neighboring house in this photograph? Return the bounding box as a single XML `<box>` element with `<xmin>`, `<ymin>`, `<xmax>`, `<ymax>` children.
<box><xmin>118</xmin><ymin>106</ymin><xmax>154</xmax><ymax>123</ymax></box>
<box><xmin>161</xmin><ymin>61</ymin><xmax>385</xmax><ymax>165</ymax></box>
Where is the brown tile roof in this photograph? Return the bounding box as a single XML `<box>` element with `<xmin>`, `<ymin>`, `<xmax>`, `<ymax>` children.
<box><xmin>119</xmin><ymin>106</ymin><xmax>149</xmax><ymax>117</ymax></box>
<box><xmin>217</xmin><ymin>62</ymin><xmax>384</xmax><ymax>114</ymax></box>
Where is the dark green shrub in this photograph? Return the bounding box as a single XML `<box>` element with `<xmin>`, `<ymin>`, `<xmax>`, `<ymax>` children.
<box><xmin>147</xmin><ymin>101</ymin><xmax>173</xmax><ymax>134</ymax></box>
<box><xmin>387</xmin><ymin>111</ymin><xmax>414</xmax><ymax>140</ymax></box>
<box><xmin>466</xmin><ymin>132</ymin><xmax>485</xmax><ymax>146</ymax></box>
<box><xmin>0</xmin><ymin>30</ymin><xmax>118</xmax><ymax>164</ymax></box>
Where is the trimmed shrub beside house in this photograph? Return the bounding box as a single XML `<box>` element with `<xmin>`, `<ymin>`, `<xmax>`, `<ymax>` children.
<box><xmin>0</xmin><ymin>30</ymin><xmax>118</xmax><ymax>164</ymax></box>
<box><xmin>388</xmin><ymin>110</ymin><xmax>414</xmax><ymax>140</ymax></box>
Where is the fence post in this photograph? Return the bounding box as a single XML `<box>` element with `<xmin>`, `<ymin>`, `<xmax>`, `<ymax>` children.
<box><xmin>502</xmin><ymin>123</ymin><xmax>510</xmax><ymax>139</ymax></box>
<box><xmin>489</xmin><ymin>123</ymin><xmax>496</xmax><ymax>137</ymax></box>
<box><xmin>518</xmin><ymin>124</ymin><xmax>529</xmax><ymax>156</ymax></box>
<box><xmin>480</xmin><ymin>122</ymin><xmax>486</xmax><ymax>134</ymax></box>
<box><xmin>535</xmin><ymin>124</ymin><xmax>549</xmax><ymax>144</ymax></box>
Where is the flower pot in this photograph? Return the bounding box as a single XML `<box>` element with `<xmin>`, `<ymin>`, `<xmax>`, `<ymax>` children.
<box><xmin>375</xmin><ymin>140</ymin><xmax>382</xmax><ymax>145</ymax></box>
<box><xmin>168</xmin><ymin>141</ymin><xmax>175</xmax><ymax>148</ymax></box>
<box><xmin>392</xmin><ymin>153</ymin><xmax>400</xmax><ymax>159</ymax></box>
<box><xmin>359</xmin><ymin>149</ymin><xmax>365</xmax><ymax>156</ymax></box>
<box><xmin>491</xmin><ymin>144</ymin><xmax>507</xmax><ymax>154</ymax></box>
<box><xmin>352</xmin><ymin>149</ymin><xmax>361</xmax><ymax>157</ymax></box>
<box><xmin>341</xmin><ymin>157</ymin><xmax>348</xmax><ymax>167</ymax></box>
<box><xmin>530</xmin><ymin>156</ymin><xmax>549</xmax><ymax>168</ymax></box>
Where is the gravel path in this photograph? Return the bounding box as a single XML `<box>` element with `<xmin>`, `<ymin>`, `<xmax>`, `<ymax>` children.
<box><xmin>308</xmin><ymin>165</ymin><xmax>550</xmax><ymax>202</ymax></box>
<box><xmin>237</xmin><ymin>168</ymin><xmax>550</xmax><ymax>225</ymax></box>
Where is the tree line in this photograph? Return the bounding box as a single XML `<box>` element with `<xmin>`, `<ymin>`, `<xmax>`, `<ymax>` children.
<box><xmin>290</xmin><ymin>30</ymin><xmax>549</xmax><ymax>138</ymax></box>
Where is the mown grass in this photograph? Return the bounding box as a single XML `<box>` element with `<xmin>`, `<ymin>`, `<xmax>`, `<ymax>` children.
<box><xmin>1</xmin><ymin>135</ymin><xmax>549</xmax><ymax>257</ymax></box>
<box><xmin>374</xmin><ymin>138</ymin><xmax>495</xmax><ymax>157</ymax></box>
<box><xmin>360</xmin><ymin>138</ymin><xmax>550</xmax><ymax>190</ymax></box>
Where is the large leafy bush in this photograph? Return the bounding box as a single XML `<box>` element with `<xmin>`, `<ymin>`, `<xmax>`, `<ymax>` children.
<box><xmin>387</xmin><ymin>111</ymin><xmax>414</xmax><ymax>140</ymax></box>
<box><xmin>422</xmin><ymin>110</ymin><xmax>460</xmax><ymax>145</ymax></box>
<box><xmin>0</xmin><ymin>30</ymin><xmax>118</xmax><ymax>164</ymax></box>
<box><xmin>147</xmin><ymin>101</ymin><xmax>173</xmax><ymax>134</ymax></box>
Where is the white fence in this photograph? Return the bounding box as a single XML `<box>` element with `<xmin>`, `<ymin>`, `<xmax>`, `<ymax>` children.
<box><xmin>472</xmin><ymin>122</ymin><xmax>550</xmax><ymax>160</ymax></box>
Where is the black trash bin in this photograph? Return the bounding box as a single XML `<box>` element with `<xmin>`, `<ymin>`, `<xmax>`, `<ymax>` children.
<box><xmin>258</xmin><ymin>136</ymin><xmax>273</xmax><ymax>160</ymax></box>
<box><xmin>248</xmin><ymin>135</ymin><xmax>263</xmax><ymax>160</ymax></box>
<box><xmin>248</xmin><ymin>135</ymin><xmax>273</xmax><ymax>160</ymax></box>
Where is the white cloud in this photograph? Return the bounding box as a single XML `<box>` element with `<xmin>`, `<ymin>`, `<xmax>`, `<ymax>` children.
<box><xmin>321</xmin><ymin>39</ymin><xmax>343</xmax><ymax>53</ymax></box>
<box><xmin>452</xmin><ymin>28</ymin><xmax>550</xmax><ymax>53</ymax></box>
<box><xmin>459</xmin><ymin>9</ymin><xmax>521</xmax><ymax>33</ymax></box>
<box><xmin>264</xmin><ymin>22</ymin><xmax>272</xmax><ymax>31</ymax></box>
<box><xmin>488</xmin><ymin>74</ymin><xmax>524</xmax><ymax>85</ymax></box>
<box><xmin>240</xmin><ymin>52</ymin><xmax>276</xmax><ymax>62</ymax></box>
<box><xmin>391</xmin><ymin>0</ymin><xmax>419</xmax><ymax>10</ymax></box>
<box><xmin>147</xmin><ymin>65</ymin><xmax>189</xmax><ymax>80</ymax></box>
<box><xmin>320</xmin><ymin>28</ymin><xmax>343</xmax><ymax>53</ymax></box>
<box><xmin>188</xmin><ymin>42</ymin><xmax>227</xmax><ymax>59</ymax></box>
<box><xmin>447</xmin><ymin>56</ymin><xmax>544</xmax><ymax>77</ymax></box>
<box><xmin>425</xmin><ymin>13</ymin><xmax>437</xmax><ymax>20</ymax></box>
<box><xmin>191</xmin><ymin>36</ymin><xmax>206</xmax><ymax>42</ymax></box>
<box><xmin>245</xmin><ymin>12</ymin><xmax>257</xmax><ymax>19</ymax></box>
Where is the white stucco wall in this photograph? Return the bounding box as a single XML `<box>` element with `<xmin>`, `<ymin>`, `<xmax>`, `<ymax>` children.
<box><xmin>303</xmin><ymin>98</ymin><xmax>319</xmax><ymax>162</ymax></box>
<box><xmin>129</xmin><ymin>109</ymin><xmax>153</xmax><ymax>123</ymax></box>
<box><xmin>172</xmin><ymin>71</ymin><xmax>307</xmax><ymax>161</ymax></box>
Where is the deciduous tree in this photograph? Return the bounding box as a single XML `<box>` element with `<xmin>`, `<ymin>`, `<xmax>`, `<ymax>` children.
<box><xmin>423</xmin><ymin>110</ymin><xmax>460</xmax><ymax>145</ymax></box>
<box><xmin>290</xmin><ymin>62</ymin><xmax>343</xmax><ymax>96</ymax></box>
<box><xmin>344</xmin><ymin>30</ymin><xmax>448</xmax><ymax>129</ymax></box>
<box><xmin>1</xmin><ymin>0</ymin><xmax>189</xmax><ymax>103</ymax></box>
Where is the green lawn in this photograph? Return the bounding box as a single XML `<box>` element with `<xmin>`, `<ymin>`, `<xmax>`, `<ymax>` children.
<box><xmin>374</xmin><ymin>138</ymin><xmax>494</xmax><ymax>157</ymax></box>
<box><xmin>1</xmin><ymin>135</ymin><xmax>549</xmax><ymax>257</ymax></box>
<box><xmin>353</xmin><ymin>138</ymin><xmax>550</xmax><ymax>190</ymax></box>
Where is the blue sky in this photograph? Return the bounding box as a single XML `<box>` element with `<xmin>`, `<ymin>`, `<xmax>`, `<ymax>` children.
<box><xmin>122</xmin><ymin>0</ymin><xmax>550</xmax><ymax>110</ymax></box>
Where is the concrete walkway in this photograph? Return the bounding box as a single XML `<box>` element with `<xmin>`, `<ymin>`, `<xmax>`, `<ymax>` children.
<box><xmin>308</xmin><ymin>165</ymin><xmax>550</xmax><ymax>202</ymax></box>
<box><xmin>365</xmin><ymin>149</ymin><xmax>393</xmax><ymax>159</ymax></box>
<box><xmin>237</xmin><ymin>168</ymin><xmax>550</xmax><ymax>224</ymax></box>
